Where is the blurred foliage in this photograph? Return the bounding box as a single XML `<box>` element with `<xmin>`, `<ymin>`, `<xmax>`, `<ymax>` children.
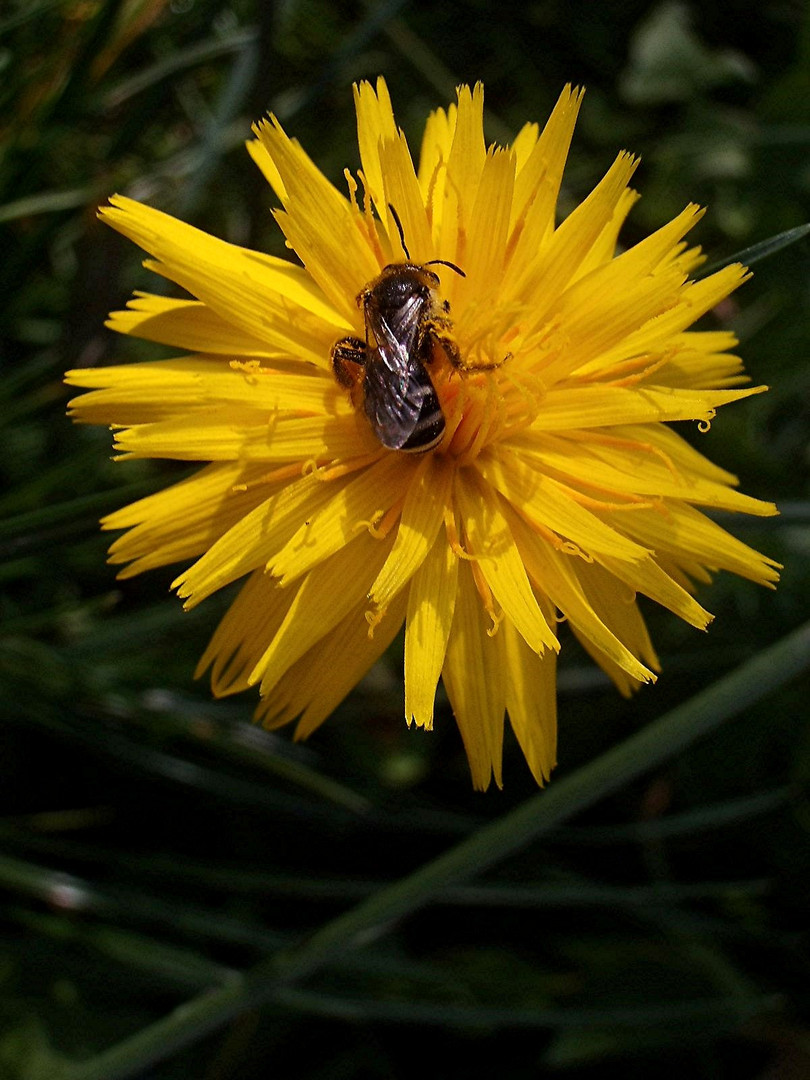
<box><xmin>1</xmin><ymin>0</ymin><xmax>809</xmax><ymax>1076</ymax></box>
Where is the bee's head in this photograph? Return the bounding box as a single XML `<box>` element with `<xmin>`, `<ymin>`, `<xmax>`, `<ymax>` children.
<box><xmin>367</xmin><ymin>264</ymin><xmax>439</xmax><ymax>308</ymax></box>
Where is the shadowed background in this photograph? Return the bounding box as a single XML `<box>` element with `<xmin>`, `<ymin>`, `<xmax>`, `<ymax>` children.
<box><xmin>1</xmin><ymin>0</ymin><xmax>809</xmax><ymax>1076</ymax></box>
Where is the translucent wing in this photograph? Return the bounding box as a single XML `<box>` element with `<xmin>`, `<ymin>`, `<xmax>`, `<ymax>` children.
<box><xmin>363</xmin><ymin>295</ymin><xmax>428</xmax><ymax>449</ymax></box>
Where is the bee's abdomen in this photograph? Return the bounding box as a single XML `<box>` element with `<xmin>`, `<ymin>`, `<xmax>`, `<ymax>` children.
<box><xmin>401</xmin><ymin>375</ymin><xmax>444</xmax><ymax>453</ymax></box>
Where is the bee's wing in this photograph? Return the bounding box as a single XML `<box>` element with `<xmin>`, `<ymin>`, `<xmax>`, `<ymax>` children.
<box><xmin>363</xmin><ymin>296</ymin><xmax>426</xmax><ymax>449</ymax></box>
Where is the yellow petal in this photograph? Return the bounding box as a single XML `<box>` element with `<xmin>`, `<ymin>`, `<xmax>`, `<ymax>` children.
<box><xmin>105</xmin><ymin>293</ymin><xmax>281</xmax><ymax>355</ymax></box>
<box><xmin>508</xmin><ymin>151</ymin><xmax>637</xmax><ymax>308</ymax></box>
<box><xmin>619</xmin><ymin>502</ymin><xmax>781</xmax><ymax>587</ymax></box>
<box><xmin>66</xmin><ymin>357</ymin><xmax>350</xmax><ymax>427</ymax></box>
<box><xmin>112</xmin><ymin>412</ymin><xmax>372</xmax><ymax>463</ymax></box>
<box><xmin>245</xmin><ymin>136</ymin><xmax>287</xmax><ymax>201</ymax></box>
<box><xmin>502</xmin><ymin>618</ymin><xmax>557</xmax><ymax>785</ymax></box>
<box><xmin>369</xmin><ymin>455</ymin><xmax>453</xmax><ymax>610</ymax></box>
<box><xmin>377</xmin><ymin>135</ymin><xmax>435</xmax><ymax>265</ymax></box>
<box><xmin>454</xmin><ymin>147</ymin><xmax>515</xmax><ymax>313</ymax></box>
<box><xmin>632</xmin><ymin>422</ymin><xmax>741</xmax><ymax>486</ymax></box>
<box><xmin>257</xmin><ymin>589</ymin><xmax>408</xmax><ymax>740</ymax></box>
<box><xmin>253</xmin><ymin>116</ymin><xmax>380</xmax><ymax>321</ymax></box>
<box><xmin>568</xmin><ymin>558</ymin><xmax>661</xmax><ymax>696</ymax></box>
<box><xmin>507</xmin><ymin>509</ymin><xmax>656</xmax><ymax>684</ymax></box>
<box><xmin>571</xmin><ymin>628</ymin><xmax>649</xmax><ymax>698</ymax></box>
<box><xmin>597</xmin><ymin>264</ymin><xmax>749</xmax><ymax>359</ymax></box>
<box><xmin>404</xmin><ymin>525</ymin><xmax>459</xmax><ymax>730</ymax></box>
<box><xmin>613</xmin><ymin>203</ymin><xmax>705</xmax><ymax>278</ymax></box>
<box><xmin>195</xmin><ymin>567</ymin><xmax>297</xmax><ymax>696</ymax></box>
<box><xmin>268</xmin><ymin>453</ymin><xmax>417</xmax><ymax>586</ymax></box>
<box><xmin>251</xmin><ymin>529</ymin><xmax>395</xmax><ymax>694</ymax></box>
<box><xmin>509</xmin><ymin>121</ymin><xmax>540</xmax><ymax>173</ymax></box>
<box><xmin>446</xmin><ymin>83</ymin><xmax>487</xmax><ymax>214</ymax></box>
<box><xmin>353</xmin><ymin>77</ymin><xmax>399</xmax><ymax>211</ymax></box>
<box><xmin>173</xmin><ymin>469</ymin><xmax>349</xmax><ymax>607</ymax></box>
<box><xmin>653</xmin><ymin>336</ymin><xmax>747</xmax><ymax>389</ymax></box>
<box><xmin>572</xmin><ymin>187</ymin><xmax>640</xmax><ymax>280</ymax></box>
<box><xmin>442</xmin><ymin>559</ymin><xmax>505</xmax><ymax>791</ymax></box>
<box><xmin>510</xmin><ymin>85</ymin><xmax>584</xmax><ymax>240</ymax></box>
<box><xmin>534</xmin><ymin>261</ymin><xmax>687</xmax><ymax>382</ymax></box>
<box><xmin>100</xmin><ymin>196</ymin><xmax>349</xmax><ymax>362</ymax></box>
<box><xmin>597</xmin><ymin>551</ymin><xmax>712</xmax><ymax>631</ymax></box>
<box><xmin>455</xmin><ymin>470</ymin><xmax>559</xmax><ymax>655</ymax></box>
<box><xmin>103</xmin><ymin>461</ymin><xmax>273</xmax><ymax>579</ymax></box>
<box><xmin>517</xmin><ymin>428</ymin><xmax>777</xmax><ymax>517</ymax></box>
<box><xmin>526</xmin><ymin>383</ymin><xmax>767</xmax><ymax>432</ymax></box>
<box><xmin>417</xmin><ymin>104</ymin><xmax>453</xmax><ymax>229</ymax></box>
<box><xmin>438</xmin><ymin>83</ymin><xmax>487</xmax><ymax>260</ymax></box>
<box><xmin>480</xmin><ymin>449</ymin><xmax>649</xmax><ymax>563</ymax></box>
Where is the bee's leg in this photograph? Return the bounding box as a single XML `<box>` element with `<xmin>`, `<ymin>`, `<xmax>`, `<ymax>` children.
<box><xmin>426</xmin><ymin>328</ymin><xmax>463</xmax><ymax>369</ymax></box>
<box><xmin>330</xmin><ymin>336</ymin><xmax>367</xmax><ymax>387</ymax></box>
<box><xmin>455</xmin><ymin>351</ymin><xmax>512</xmax><ymax>372</ymax></box>
<box><xmin>426</xmin><ymin>326</ymin><xmax>510</xmax><ymax>373</ymax></box>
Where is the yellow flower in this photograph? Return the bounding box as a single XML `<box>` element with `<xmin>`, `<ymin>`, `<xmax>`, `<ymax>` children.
<box><xmin>66</xmin><ymin>79</ymin><xmax>779</xmax><ymax>790</ymax></box>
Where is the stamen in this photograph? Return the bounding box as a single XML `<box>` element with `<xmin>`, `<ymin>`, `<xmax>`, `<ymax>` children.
<box><xmin>564</xmin><ymin>489</ymin><xmax>655</xmax><ymax>513</ymax></box>
<box><xmin>513</xmin><ymin>505</ymin><xmax>592</xmax><ymax>562</ymax></box>
<box><xmin>314</xmin><ymin>453</ymin><xmax>383</xmax><ymax>483</ymax></box>
<box><xmin>502</xmin><ymin>368</ymin><xmax>545</xmax><ymax>409</ymax></box>
<box><xmin>444</xmin><ymin>503</ymin><xmax>475</xmax><ymax>560</ymax></box>
<box><xmin>564</xmin><ymin>429</ymin><xmax>682</xmax><ymax>482</ymax></box>
<box><xmin>231</xmin><ymin>461</ymin><xmax>306</xmax><ymax>492</ymax></box>
<box><xmin>651</xmin><ymin>499</ymin><xmax>674</xmax><ymax>521</ymax></box>
<box><xmin>456</xmin><ymin>377</ymin><xmax>505</xmax><ymax>466</ymax></box>
<box><xmin>423</xmin><ymin>157</ymin><xmax>445</xmax><ymax>234</ymax></box>
<box><xmin>344</xmin><ymin>169</ymin><xmax>361</xmax><ymax>216</ymax></box>
<box><xmin>353</xmin><ymin>509</ymin><xmax>385</xmax><ymax>536</ymax></box>
<box><xmin>229</xmin><ymin>359</ymin><xmax>267</xmax><ymax>380</ymax></box>
<box><xmin>469</xmin><ymin>558</ymin><xmax>501</xmax><ymax>635</ymax></box>
<box><xmin>444</xmin><ymin>170</ymin><xmax>467</xmax><ymax>267</ymax></box>
<box><xmin>369</xmin><ymin>498</ymin><xmax>404</xmax><ymax>539</ymax></box>
<box><xmin>447</xmin><ymin>398</ymin><xmax>480</xmax><ymax>460</ymax></box>
<box><xmin>600</xmin><ymin>356</ymin><xmax>668</xmax><ymax>388</ymax></box>
<box><xmin>520</xmin><ymin>462</ymin><xmax>657</xmax><ymax>511</ymax></box>
<box><xmin>356</xmin><ymin>170</ymin><xmax>387</xmax><ymax>266</ymax></box>
<box><xmin>559</xmin><ymin>540</ymin><xmax>593</xmax><ymax>562</ymax></box>
<box><xmin>436</xmin><ymin>383</ymin><xmax>467</xmax><ymax>455</ymax></box>
<box><xmin>503</xmin><ymin>187</ymin><xmax>535</xmax><ymax>268</ymax></box>
<box><xmin>444</xmin><ymin>373</ymin><xmax>507</xmax><ymax>465</ymax></box>
<box><xmin>365</xmin><ymin>606</ymin><xmax>385</xmax><ymax>639</ymax></box>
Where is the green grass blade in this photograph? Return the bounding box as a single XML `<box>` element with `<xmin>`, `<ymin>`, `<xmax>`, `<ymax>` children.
<box><xmin>57</xmin><ymin>619</ymin><xmax>810</xmax><ymax>1080</ymax></box>
<box><xmin>700</xmin><ymin>222</ymin><xmax>810</xmax><ymax>276</ymax></box>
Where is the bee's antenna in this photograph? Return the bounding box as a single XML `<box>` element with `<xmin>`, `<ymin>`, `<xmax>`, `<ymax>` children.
<box><xmin>388</xmin><ymin>202</ymin><xmax>465</xmax><ymax>277</ymax></box>
<box><xmin>388</xmin><ymin>203</ymin><xmax>411</xmax><ymax>261</ymax></box>
<box><xmin>426</xmin><ymin>259</ymin><xmax>466</xmax><ymax>278</ymax></box>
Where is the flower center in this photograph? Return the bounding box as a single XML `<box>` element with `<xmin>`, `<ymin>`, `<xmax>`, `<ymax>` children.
<box><xmin>433</xmin><ymin>367</ymin><xmax>515</xmax><ymax>463</ymax></box>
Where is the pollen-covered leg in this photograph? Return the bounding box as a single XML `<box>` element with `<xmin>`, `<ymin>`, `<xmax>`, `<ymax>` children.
<box><xmin>429</xmin><ymin>326</ymin><xmax>510</xmax><ymax>373</ymax></box>
<box><xmin>427</xmin><ymin>327</ymin><xmax>463</xmax><ymax>369</ymax></box>
<box><xmin>330</xmin><ymin>335</ymin><xmax>367</xmax><ymax>387</ymax></box>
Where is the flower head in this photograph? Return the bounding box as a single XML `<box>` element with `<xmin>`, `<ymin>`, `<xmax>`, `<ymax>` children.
<box><xmin>66</xmin><ymin>79</ymin><xmax>779</xmax><ymax>789</ymax></box>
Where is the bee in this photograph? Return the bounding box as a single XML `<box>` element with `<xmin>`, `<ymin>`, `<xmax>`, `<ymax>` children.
<box><xmin>330</xmin><ymin>206</ymin><xmax>464</xmax><ymax>453</ymax></box>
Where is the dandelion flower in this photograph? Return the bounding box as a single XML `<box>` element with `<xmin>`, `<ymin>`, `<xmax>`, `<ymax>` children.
<box><xmin>66</xmin><ymin>79</ymin><xmax>779</xmax><ymax>789</ymax></box>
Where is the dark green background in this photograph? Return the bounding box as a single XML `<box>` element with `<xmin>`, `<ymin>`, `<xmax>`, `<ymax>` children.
<box><xmin>1</xmin><ymin>0</ymin><xmax>808</xmax><ymax>1076</ymax></box>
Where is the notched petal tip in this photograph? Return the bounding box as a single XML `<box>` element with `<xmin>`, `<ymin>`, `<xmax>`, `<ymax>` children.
<box><xmin>246</xmin><ymin>134</ymin><xmax>288</xmax><ymax>202</ymax></box>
